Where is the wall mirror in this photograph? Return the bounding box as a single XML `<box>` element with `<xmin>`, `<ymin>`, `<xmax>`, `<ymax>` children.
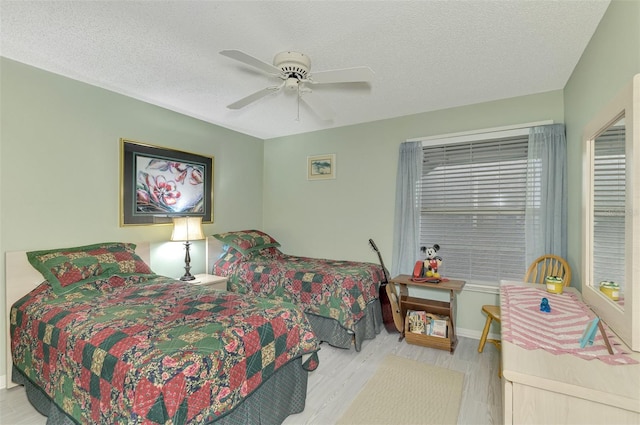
<box><xmin>592</xmin><ymin>116</ymin><xmax>625</xmax><ymax>305</ymax></box>
<box><xmin>582</xmin><ymin>74</ymin><xmax>639</xmax><ymax>352</ymax></box>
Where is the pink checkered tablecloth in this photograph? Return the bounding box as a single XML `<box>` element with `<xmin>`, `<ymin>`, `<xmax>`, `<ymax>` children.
<box><xmin>500</xmin><ymin>285</ymin><xmax>637</xmax><ymax>365</ymax></box>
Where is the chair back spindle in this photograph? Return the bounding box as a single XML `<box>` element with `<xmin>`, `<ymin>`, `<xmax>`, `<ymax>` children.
<box><xmin>524</xmin><ymin>254</ymin><xmax>571</xmax><ymax>286</ymax></box>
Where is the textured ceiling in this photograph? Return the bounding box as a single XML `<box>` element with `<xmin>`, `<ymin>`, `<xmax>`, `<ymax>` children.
<box><xmin>0</xmin><ymin>1</ymin><xmax>610</xmax><ymax>139</ymax></box>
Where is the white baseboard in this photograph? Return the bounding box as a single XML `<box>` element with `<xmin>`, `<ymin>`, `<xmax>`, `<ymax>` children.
<box><xmin>456</xmin><ymin>326</ymin><xmax>499</xmax><ymax>342</ymax></box>
<box><xmin>1</xmin><ymin>374</ymin><xmax>6</xmax><ymax>390</ymax></box>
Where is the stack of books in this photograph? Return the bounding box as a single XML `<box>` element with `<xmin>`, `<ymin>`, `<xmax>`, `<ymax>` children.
<box><xmin>407</xmin><ymin>309</ymin><xmax>448</xmax><ymax>338</ymax></box>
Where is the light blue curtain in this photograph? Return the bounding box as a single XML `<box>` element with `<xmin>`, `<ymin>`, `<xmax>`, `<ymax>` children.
<box><xmin>391</xmin><ymin>141</ymin><xmax>422</xmax><ymax>277</ymax></box>
<box><xmin>525</xmin><ymin>123</ymin><xmax>567</xmax><ymax>265</ymax></box>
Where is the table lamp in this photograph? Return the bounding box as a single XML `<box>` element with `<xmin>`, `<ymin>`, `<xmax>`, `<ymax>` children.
<box><xmin>171</xmin><ymin>216</ymin><xmax>205</xmax><ymax>281</ymax></box>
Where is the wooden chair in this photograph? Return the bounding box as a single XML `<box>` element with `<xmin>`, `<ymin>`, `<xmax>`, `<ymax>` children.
<box><xmin>477</xmin><ymin>254</ymin><xmax>571</xmax><ymax>356</ymax></box>
<box><xmin>523</xmin><ymin>254</ymin><xmax>571</xmax><ymax>287</ymax></box>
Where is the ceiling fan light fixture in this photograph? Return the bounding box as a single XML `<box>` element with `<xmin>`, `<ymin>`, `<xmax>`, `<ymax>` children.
<box><xmin>285</xmin><ymin>77</ymin><xmax>299</xmax><ymax>92</ymax></box>
<box><xmin>273</xmin><ymin>51</ymin><xmax>311</xmax><ymax>79</ymax></box>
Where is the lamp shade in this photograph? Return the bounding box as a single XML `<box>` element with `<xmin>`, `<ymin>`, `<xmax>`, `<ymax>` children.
<box><xmin>171</xmin><ymin>216</ymin><xmax>205</xmax><ymax>242</ymax></box>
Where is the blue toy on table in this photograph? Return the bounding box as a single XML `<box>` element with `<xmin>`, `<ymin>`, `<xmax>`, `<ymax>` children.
<box><xmin>540</xmin><ymin>297</ymin><xmax>551</xmax><ymax>313</ymax></box>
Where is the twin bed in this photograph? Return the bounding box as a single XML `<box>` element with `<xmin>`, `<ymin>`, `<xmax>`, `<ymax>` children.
<box><xmin>6</xmin><ymin>242</ymin><xmax>318</xmax><ymax>424</ymax></box>
<box><xmin>6</xmin><ymin>232</ymin><xmax>385</xmax><ymax>424</ymax></box>
<box><xmin>209</xmin><ymin>230</ymin><xmax>385</xmax><ymax>351</ymax></box>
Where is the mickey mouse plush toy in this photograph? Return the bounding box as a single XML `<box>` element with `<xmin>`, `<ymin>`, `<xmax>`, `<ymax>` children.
<box><xmin>421</xmin><ymin>244</ymin><xmax>443</xmax><ymax>278</ymax></box>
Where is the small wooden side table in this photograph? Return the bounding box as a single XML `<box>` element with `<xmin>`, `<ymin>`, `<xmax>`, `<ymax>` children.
<box><xmin>389</xmin><ymin>274</ymin><xmax>465</xmax><ymax>353</ymax></box>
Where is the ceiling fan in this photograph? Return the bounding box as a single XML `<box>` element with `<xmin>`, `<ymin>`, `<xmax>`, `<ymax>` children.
<box><xmin>220</xmin><ymin>50</ymin><xmax>374</xmax><ymax>120</ymax></box>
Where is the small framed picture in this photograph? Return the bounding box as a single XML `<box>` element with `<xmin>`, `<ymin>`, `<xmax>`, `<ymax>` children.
<box><xmin>307</xmin><ymin>154</ymin><xmax>336</xmax><ymax>180</ymax></box>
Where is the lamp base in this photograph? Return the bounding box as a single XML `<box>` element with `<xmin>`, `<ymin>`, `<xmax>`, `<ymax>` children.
<box><xmin>179</xmin><ymin>241</ymin><xmax>196</xmax><ymax>281</ymax></box>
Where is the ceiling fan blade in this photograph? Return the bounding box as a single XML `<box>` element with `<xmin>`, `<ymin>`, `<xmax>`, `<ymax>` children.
<box><xmin>220</xmin><ymin>50</ymin><xmax>281</xmax><ymax>75</ymax></box>
<box><xmin>300</xmin><ymin>91</ymin><xmax>335</xmax><ymax>121</ymax></box>
<box><xmin>227</xmin><ymin>85</ymin><xmax>281</xmax><ymax>110</ymax></box>
<box><xmin>308</xmin><ymin>67</ymin><xmax>374</xmax><ymax>84</ymax></box>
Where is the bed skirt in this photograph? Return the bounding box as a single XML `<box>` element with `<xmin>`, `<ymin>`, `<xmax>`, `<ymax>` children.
<box><xmin>306</xmin><ymin>298</ymin><xmax>382</xmax><ymax>351</ymax></box>
<box><xmin>13</xmin><ymin>356</ymin><xmax>310</xmax><ymax>425</ymax></box>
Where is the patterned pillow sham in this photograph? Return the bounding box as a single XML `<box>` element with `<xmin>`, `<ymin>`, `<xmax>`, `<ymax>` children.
<box><xmin>212</xmin><ymin>230</ymin><xmax>280</xmax><ymax>255</ymax></box>
<box><xmin>250</xmin><ymin>246</ymin><xmax>284</xmax><ymax>259</ymax></box>
<box><xmin>27</xmin><ymin>242</ymin><xmax>154</xmax><ymax>295</ymax></box>
<box><xmin>211</xmin><ymin>247</ymin><xmax>247</xmax><ymax>277</ymax></box>
<box><xmin>92</xmin><ymin>274</ymin><xmax>155</xmax><ymax>291</ymax></box>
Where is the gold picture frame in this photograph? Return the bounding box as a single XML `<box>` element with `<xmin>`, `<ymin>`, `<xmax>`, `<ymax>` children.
<box><xmin>307</xmin><ymin>154</ymin><xmax>336</xmax><ymax>180</ymax></box>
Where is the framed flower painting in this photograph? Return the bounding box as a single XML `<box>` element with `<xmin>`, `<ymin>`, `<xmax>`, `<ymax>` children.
<box><xmin>120</xmin><ymin>139</ymin><xmax>214</xmax><ymax>226</ymax></box>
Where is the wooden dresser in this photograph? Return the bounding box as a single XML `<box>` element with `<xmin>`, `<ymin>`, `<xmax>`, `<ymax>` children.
<box><xmin>501</xmin><ymin>284</ymin><xmax>640</xmax><ymax>424</ymax></box>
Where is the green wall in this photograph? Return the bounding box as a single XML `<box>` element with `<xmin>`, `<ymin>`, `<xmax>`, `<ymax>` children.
<box><xmin>0</xmin><ymin>58</ymin><xmax>265</xmax><ymax>382</ymax></box>
<box><xmin>264</xmin><ymin>91</ymin><xmax>564</xmax><ymax>260</ymax></box>
<box><xmin>263</xmin><ymin>91</ymin><xmax>565</xmax><ymax>336</ymax></box>
<box><xmin>564</xmin><ymin>0</ymin><xmax>640</xmax><ymax>290</ymax></box>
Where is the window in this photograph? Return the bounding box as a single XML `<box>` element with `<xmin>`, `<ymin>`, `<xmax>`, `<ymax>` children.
<box><xmin>419</xmin><ymin>131</ymin><xmax>529</xmax><ymax>284</ymax></box>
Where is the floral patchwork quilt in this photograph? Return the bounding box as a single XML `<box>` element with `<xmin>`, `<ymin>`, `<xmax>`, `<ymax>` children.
<box><xmin>10</xmin><ymin>274</ymin><xmax>319</xmax><ymax>424</ymax></box>
<box><xmin>216</xmin><ymin>249</ymin><xmax>384</xmax><ymax>331</ymax></box>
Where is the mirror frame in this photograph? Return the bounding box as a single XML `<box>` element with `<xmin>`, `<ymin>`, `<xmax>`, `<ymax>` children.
<box><xmin>582</xmin><ymin>74</ymin><xmax>640</xmax><ymax>352</ymax></box>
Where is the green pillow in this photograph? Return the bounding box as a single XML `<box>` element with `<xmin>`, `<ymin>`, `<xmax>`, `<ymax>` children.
<box><xmin>27</xmin><ymin>242</ymin><xmax>154</xmax><ymax>295</ymax></box>
<box><xmin>213</xmin><ymin>230</ymin><xmax>280</xmax><ymax>255</ymax></box>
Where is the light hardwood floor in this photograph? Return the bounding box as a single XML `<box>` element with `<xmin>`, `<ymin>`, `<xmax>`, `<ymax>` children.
<box><xmin>0</xmin><ymin>333</ymin><xmax>502</xmax><ymax>424</ymax></box>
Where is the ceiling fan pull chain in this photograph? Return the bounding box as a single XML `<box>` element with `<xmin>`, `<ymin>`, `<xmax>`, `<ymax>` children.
<box><xmin>296</xmin><ymin>84</ymin><xmax>301</xmax><ymax>121</ymax></box>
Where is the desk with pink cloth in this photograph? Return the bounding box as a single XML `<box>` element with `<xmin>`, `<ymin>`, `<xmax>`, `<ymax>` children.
<box><xmin>500</xmin><ymin>282</ymin><xmax>640</xmax><ymax>424</ymax></box>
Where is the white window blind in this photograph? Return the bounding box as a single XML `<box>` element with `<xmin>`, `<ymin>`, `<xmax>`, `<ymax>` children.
<box><xmin>419</xmin><ymin>134</ymin><xmax>529</xmax><ymax>284</ymax></box>
<box><xmin>593</xmin><ymin>125</ymin><xmax>625</xmax><ymax>289</ymax></box>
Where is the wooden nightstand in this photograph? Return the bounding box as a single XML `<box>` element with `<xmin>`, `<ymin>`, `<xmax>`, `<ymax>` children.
<box><xmin>192</xmin><ymin>273</ymin><xmax>228</xmax><ymax>290</ymax></box>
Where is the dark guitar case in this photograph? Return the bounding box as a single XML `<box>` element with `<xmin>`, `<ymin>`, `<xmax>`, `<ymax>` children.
<box><xmin>369</xmin><ymin>239</ymin><xmax>399</xmax><ymax>333</ymax></box>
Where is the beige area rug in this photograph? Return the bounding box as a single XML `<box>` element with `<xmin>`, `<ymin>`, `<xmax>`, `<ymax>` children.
<box><xmin>337</xmin><ymin>355</ymin><xmax>464</xmax><ymax>425</ymax></box>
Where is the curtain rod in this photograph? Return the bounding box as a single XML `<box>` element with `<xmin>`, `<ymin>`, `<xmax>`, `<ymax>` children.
<box><xmin>406</xmin><ymin>120</ymin><xmax>554</xmax><ymax>143</ymax></box>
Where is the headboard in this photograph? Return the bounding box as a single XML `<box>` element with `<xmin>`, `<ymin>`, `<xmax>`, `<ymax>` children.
<box><xmin>4</xmin><ymin>242</ymin><xmax>150</xmax><ymax>389</ymax></box>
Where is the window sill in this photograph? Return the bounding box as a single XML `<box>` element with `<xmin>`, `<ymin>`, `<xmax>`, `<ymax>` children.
<box><xmin>460</xmin><ymin>282</ymin><xmax>499</xmax><ymax>295</ymax></box>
